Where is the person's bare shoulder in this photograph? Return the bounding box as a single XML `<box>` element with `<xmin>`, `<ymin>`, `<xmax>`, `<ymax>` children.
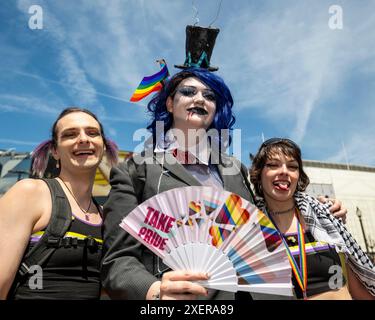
<box><xmin>0</xmin><ymin>179</ymin><xmax>51</xmax><ymax>229</ymax></box>
<box><xmin>0</xmin><ymin>179</ymin><xmax>53</xmax><ymax>298</ymax></box>
<box><xmin>8</xmin><ymin>178</ymin><xmax>50</xmax><ymax>202</ymax></box>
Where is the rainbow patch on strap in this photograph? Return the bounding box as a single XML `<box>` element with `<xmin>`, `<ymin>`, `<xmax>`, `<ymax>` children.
<box><xmin>130</xmin><ymin>65</ymin><xmax>169</xmax><ymax>102</ymax></box>
<box><xmin>215</xmin><ymin>194</ymin><xmax>250</xmax><ymax>226</ymax></box>
<box><xmin>258</xmin><ymin>212</ymin><xmax>282</xmax><ymax>252</ymax></box>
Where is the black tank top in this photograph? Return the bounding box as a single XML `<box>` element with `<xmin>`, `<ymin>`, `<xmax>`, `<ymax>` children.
<box><xmin>12</xmin><ymin>212</ymin><xmax>102</xmax><ymax>300</ymax></box>
<box><xmin>283</xmin><ymin>231</ymin><xmax>347</xmax><ymax>299</ymax></box>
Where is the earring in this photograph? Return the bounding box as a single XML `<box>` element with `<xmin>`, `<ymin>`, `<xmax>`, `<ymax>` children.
<box><xmin>56</xmin><ymin>160</ymin><xmax>60</xmax><ymax>169</ymax></box>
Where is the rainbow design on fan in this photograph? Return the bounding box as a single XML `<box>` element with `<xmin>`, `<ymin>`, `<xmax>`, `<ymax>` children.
<box><xmin>228</xmin><ymin>248</ymin><xmax>267</xmax><ymax>284</ymax></box>
<box><xmin>185</xmin><ymin>218</ymin><xmax>194</xmax><ymax>226</ymax></box>
<box><xmin>130</xmin><ymin>64</ymin><xmax>169</xmax><ymax>102</ymax></box>
<box><xmin>209</xmin><ymin>225</ymin><xmax>233</xmax><ymax>247</ymax></box>
<box><xmin>119</xmin><ymin>186</ymin><xmax>293</xmax><ymax>296</ymax></box>
<box><xmin>224</xmin><ymin>228</ymin><xmax>279</xmax><ymax>284</ymax></box>
<box><xmin>258</xmin><ymin>212</ymin><xmax>283</xmax><ymax>252</ymax></box>
<box><xmin>203</xmin><ymin>199</ymin><xmax>219</xmax><ymax>216</ymax></box>
<box><xmin>189</xmin><ymin>201</ymin><xmax>201</xmax><ymax>216</ymax></box>
<box><xmin>215</xmin><ymin>194</ymin><xmax>250</xmax><ymax>226</ymax></box>
<box><xmin>195</xmin><ymin>217</ymin><xmax>205</xmax><ymax>227</ymax></box>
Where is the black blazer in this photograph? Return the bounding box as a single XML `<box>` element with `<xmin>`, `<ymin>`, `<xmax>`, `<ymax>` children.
<box><xmin>101</xmin><ymin>150</ymin><xmax>255</xmax><ymax>300</ymax></box>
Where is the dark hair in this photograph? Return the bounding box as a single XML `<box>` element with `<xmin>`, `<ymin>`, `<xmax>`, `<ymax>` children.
<box><xmin>146</xmin><ymin>67</ymin><xmax>235</xmax><ymax>148</ymax></box>
<box><xmin>31</xmin><ymin>107</ymin><xmax>118</xmax><ymax>177</ymax></box>
<box><xmin>250</xmin><ymin>138</ymin><xmax>310</xmax><ymax>197</ymax></box>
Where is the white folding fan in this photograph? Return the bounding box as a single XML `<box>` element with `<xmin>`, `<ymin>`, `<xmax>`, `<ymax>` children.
<box><xmin>120</xmin><ymin>186</ymin><xmax>293</xmax><ymax>296</ymax></box>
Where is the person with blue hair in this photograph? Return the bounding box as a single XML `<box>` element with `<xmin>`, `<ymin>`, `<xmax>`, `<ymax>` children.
<box><xmin>101</xmin><ymin>67</ymin><xmax>256</xmax><ymax>300</ymax></box>
<box><xmin>146</xmin><ymin>67</ymin><xmax>236</xmax><ymax>149</ymax></box>
<box><xmin>102</xmin><ymin>66</ymin><xmax>347</xmax><ymax>300</ymax></box>
<box><xmin>102</xmin><ymin>25</ymin><xmax>345</xmax><ymax>300</ymax></box>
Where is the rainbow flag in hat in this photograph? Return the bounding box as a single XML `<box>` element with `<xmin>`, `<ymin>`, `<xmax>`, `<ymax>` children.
<box><xmin>130</xmin><ymin>60</ymin><xmax>169</xmax><ymax>102</ymax></box>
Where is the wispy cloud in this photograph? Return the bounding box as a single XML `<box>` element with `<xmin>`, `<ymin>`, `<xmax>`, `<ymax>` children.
<box><xmin>16</xmin><ymin>0</ymin><xmax>105</xmax><ymax>115</ymax></box>
<box><xmin>58</xmin><ymin>49</ymin><xmax>99</xmax><ymax>106</ymax></box>
<box><xmin>14</xmin><ymin>0</ymin><xmax>181</xmax><ymax>123</ymax></box>
<box><xmin>0</xmin><ymin>138</ymin><xmax>38</xmax><ymax>147</ymax></box>
<box><xmin>326</xmin><ymin>120</ymin><xmax>375</xmax><ymax>167</ymax></box>
<box><xmin>218</xmin><ymin>1</ymin><xmax>375</xmax><ymax>147</ymax></box>
<box><xmin>11</xmin><ymin>70</ymin><xmax>130</xmax><ymax>103</ymax></box>
<box><xmin>0</xmin><ymin>104</ymin><xmax>20</xmax><ymax>113</ymax></box>
<box><xmin>0</xmin><ymin>94</ymin><xmax>59</xmax><ymax>115</ymax></box>
<box><xmin>58</xmin><ymin>0</ymin><xmax>184</xmax><ymax>96</ymax></box>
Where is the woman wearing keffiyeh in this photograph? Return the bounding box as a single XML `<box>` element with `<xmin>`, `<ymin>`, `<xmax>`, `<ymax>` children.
<box><xmin>250</xmin><ymin>138</ymin><xmax>375</xmax><ymax>299</ymax></box>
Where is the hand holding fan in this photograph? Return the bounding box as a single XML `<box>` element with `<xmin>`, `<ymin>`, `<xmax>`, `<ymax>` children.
<box><xmin>120</xmin><ymin>186</ymin><xmax>293</xmax><ymax>296</ymax></box>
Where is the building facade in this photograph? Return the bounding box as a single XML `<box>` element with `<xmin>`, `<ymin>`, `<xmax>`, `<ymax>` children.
<box><xmin>0</xmin><ymin>150</ymin><xmax>31</xmax><ymax>196</ymax></box>
<box><xmin>304</xmin><ymin>160</ymin><xmax>375</xmax><ymax>260</ymax></box>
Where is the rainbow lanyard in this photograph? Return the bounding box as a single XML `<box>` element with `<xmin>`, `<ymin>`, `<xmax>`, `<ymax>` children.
<box><xmin>270</xmin><ymin>209</ymin><xmax>308</xmax><ymax>299</ymax></box>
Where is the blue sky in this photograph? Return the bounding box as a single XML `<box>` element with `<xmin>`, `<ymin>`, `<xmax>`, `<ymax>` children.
<box><xmin>0</xmin><ymin>0</ymin><xmax>374</xmax><ymax>167</ymax></box>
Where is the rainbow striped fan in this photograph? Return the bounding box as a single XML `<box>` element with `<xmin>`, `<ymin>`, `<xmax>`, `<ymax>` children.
<box><xmin>120</xmin><ymin>186</ymin><xmax>293</xmax><ymax>296</ymax></box>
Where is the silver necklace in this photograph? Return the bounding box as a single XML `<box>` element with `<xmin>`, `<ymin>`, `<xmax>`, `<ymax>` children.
<box><xmin>58</xmin><ymin>177</ymin><xmax>93</xmax><ymax>221</ymax></box>
<box><xmin>268</xmin><ymin>204</ymin><xmax>296</xmax><ymax>215</ymax></box>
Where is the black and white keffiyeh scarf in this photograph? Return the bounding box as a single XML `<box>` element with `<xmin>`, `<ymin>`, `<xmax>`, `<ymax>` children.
<box><xmin>256</xmin><ymin>191</ymin><xmax>375</xmax><ymax>296</ymax></box>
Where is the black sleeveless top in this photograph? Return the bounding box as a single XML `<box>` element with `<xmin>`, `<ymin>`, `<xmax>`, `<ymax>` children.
<box><xmin>11</xmin><ymin>201</ymin><xmax>103</xmax><ymax>300</ymax></box>
<box><xmin>283</xmin><ymin>231</ymin><xmax>347</xmax><ymax>299</ymax></box>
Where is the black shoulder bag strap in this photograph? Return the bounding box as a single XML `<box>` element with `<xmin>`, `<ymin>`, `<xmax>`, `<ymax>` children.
<box><xmin>18</xmin><ymin>178</ymin><xmax>72</xmax><ymax>276</ymax></box>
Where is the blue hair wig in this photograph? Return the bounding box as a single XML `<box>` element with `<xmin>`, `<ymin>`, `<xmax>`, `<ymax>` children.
<box><xmin>146</xmin><ymin>67</ymin><xmax>236</xmax><ymax>148</ymax></box>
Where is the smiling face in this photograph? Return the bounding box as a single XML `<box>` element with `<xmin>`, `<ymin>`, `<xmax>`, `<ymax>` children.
<box><xmin>260</xmin><ymin>150</ymin><xmax>300</xmax><ymax>206</ymax></box>
<box><xmin>166</xmin><ymin>77</ymin><xmax>217</xmax><ymax>131</ymax></box>
<box><xmin>52</xmin><ymin>111</ymin><xmax>105</xmax><ymax>174</ymax></box>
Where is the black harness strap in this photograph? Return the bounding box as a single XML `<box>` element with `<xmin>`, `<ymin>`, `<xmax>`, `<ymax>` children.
<box><xmin>18</xmin><ymin>178</ymin><xmax>72</xmax><ymax>276</ymax></box>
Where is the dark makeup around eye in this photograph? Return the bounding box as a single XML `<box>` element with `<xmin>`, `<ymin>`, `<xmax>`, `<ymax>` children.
<box><xmin>177</xmin><ymin>86</ymin><xmax>216</xmax><ymax>101</ymax></box>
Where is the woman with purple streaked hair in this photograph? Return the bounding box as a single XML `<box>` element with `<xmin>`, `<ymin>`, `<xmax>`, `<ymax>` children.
<box><xmin>0</xmin><ymin>107</ymin><xmax>118</xmax><ymax>300</ymax></box>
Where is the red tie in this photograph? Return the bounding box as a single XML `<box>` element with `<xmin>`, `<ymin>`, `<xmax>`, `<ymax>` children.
<box><xmin>172</xmin><ymin>149</ymin><xmax>198</xmax><ymax>165</ymax></box>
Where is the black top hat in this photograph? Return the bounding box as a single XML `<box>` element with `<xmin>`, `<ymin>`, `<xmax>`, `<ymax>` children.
<box><xmin>175</xmin><ymin>25</ymin><xmax>220</xmax><ymax>71</ymax></box>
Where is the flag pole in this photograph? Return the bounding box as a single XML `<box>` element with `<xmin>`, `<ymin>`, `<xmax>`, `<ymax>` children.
<box><xmin>341</xmin><ymin>141</ymin><xmax>350</xmax><ymax>170</ymax></box>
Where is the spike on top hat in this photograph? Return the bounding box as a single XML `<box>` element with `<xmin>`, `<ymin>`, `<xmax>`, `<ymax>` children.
<box><xmin>175</xmin><ymin>25</ymin><xmax>220</xmax><ymax>71</ymax></box>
